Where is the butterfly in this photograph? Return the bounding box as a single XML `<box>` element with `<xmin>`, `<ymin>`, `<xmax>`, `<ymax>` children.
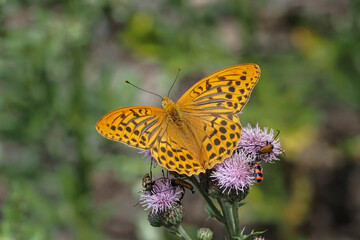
<box><xmin>96</xmin><ymin>64</ymin><xmax>260</xmax><ymax>176</ymax></box>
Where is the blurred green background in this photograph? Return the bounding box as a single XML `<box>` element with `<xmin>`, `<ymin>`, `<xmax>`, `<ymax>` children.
<box><xmin>1</xmin><ymin>0</ymin><xmax>360</xmax><ymax>239</ymax></box>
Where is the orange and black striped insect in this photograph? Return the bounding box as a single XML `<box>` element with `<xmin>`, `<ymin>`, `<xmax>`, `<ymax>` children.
<box><xmin>250</xmin><ymin>161</ymin><xmax>263</xmax><ymax>183</ymax></box>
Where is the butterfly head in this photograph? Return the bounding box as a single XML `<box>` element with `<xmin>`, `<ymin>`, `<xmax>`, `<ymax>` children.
<box><xmin>161</xmin><ymin>97</ymin><xmax>183</xmax><ymax>125</ymax></box>
<box><xmin>161</xmin><ymin>97</ymin><xmax>173</xmax><ymax>109</ymax></box>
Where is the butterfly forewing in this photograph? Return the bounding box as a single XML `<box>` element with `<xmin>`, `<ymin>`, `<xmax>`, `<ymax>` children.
<box><xmin>96</xmin><ymin>106</ymin><xmax>166</xmax><ymax>149</ymax></box>
<box><xmin>177</xmin><ymin>64</ymin><xmax>260</xmax><ymax>115</ymax></box>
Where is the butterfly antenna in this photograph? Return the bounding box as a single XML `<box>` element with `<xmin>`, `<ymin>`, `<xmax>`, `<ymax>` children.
<box><xmin>125</xmin><ymin>80</ymin><xmax>162</xmax><ymax>99</ymax></box>
<box><xmin>167</xmin><ymin>68</ymin><xmax>181</xmax><ymax>97</ymax></box>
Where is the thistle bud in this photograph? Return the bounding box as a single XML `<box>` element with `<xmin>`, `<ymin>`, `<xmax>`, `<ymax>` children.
<box><xmin>197</xmin><ymin>228</ymin><xmax>213</xmax><ymax>240</ymax></box>
<box><xmin>148</xmin><ymin>203</ymin><xmax>184</xmax><ymax>227</ymax></box>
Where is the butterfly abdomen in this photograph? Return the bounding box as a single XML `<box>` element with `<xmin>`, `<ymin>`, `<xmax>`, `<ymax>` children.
<box><xmin>161</xmin><ymin>97</ymin><xmax>183</xmax><ymax>126</ymax></box>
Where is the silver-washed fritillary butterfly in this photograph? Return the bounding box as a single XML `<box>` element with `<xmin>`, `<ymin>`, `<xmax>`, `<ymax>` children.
<box><xmin>96</xmin><ymin>64</ymin><xmax>260</xmax><ymax>176</ymax></box>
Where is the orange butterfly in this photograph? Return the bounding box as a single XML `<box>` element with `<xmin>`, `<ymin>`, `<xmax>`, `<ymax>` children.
<box><xmin>96</xmin><ymin>64</ymin><xmax>260</xmax><ymax>176</ymax></box>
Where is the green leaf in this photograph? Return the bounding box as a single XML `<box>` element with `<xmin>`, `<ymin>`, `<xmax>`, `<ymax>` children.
<box><xmin>235</xmin><ymin>228</ymin><xmax>267</xmax><ymax>240</ymax></box>
<box><xmin>205</xmin><ymin>204</ymin><xmax>218</xmax><ymax>219</ymax></box>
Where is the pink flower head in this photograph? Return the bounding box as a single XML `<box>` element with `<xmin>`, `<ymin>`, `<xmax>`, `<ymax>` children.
<box><xmin>238</xmin><ymin>123</ymin><xmax>283</xmax><ymax>162</ymax></box>
<box><xmin>140</xmin><ymin>178</ymin><xmax>183</xmax><ymax>214</ymax></box>
<box><xmin>139</xmin><ymin>149</ymin><xmax>158</xmax><ymax>167</ymax></box>
<box><xmin>211</xmin><ymin>150</ymin><xmax>254</xmax><ymax>194</ymax></box>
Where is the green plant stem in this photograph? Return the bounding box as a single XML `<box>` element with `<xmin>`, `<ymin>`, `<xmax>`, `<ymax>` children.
<box><xmin>217</xmin><ymin>199</ymin><xmax>235</xmax><ymax>239</ymax></box>
<box><xmin>189</xmin><ymin>176</ymin><xmax>224</xmax><ymax>222</ymax></box>
<box><xmin>172</xmin><ymin>224</ymin><xmax>192</xmax><ymax>240</ymax></box>
<box><xmin>225</xmin><ymin>200</ymin><xmax>236</xmax><ymax>238</ymax></box>
<box><xmin>232</xmin><ymin>201</ymin><xmax>240</xmax><ymax>236</ymax></box>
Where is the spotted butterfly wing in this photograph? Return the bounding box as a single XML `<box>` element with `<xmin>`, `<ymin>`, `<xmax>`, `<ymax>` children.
<box><xmin>177</xmin><ymin>64</ymin><xmax>260</xmax><ymax>114</ymax></box>
<box><xmin>150</xmin><ymin>64</ymin><xmax>260</xmax><ymax>175</ymax></box>
<box><xmin>96</xmin><ymin>106</ymin><xmax>166</xmax><ymax>149</ymax></box>
<box><xmin>151</xmin><ymin>112</ymin><xmax>243</xmax><ymax>175</ymax></box>
<box><xmin>178</xmin><ymin>64</ymin><xmax>260</xmax><ymax>171</ymax></box>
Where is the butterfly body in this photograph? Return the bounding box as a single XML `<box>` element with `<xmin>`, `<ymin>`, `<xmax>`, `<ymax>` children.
<box><xmin>162</xmin><ymin>97</ymin><xmax>183</xmax><ymax>126</ymax></box>
<box><xmin>97</xmin><ymin>64</ymin><xmax>260</xmax><ymax>176</ymax></box>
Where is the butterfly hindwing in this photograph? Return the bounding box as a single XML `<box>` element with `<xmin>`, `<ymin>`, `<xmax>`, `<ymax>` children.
<box><xmin>151</xmin><ymin>113</ymin><xmax>242</xmax><ymax>175</ymax></box>
<box><xmin>177</xmin><ymin>64</ymin><xmax>260</xmax><ymax>114</ymax></box>
<box><xmin>152</xmin><ymin>132</ymin><xmax>204</xmax><ymax>176</ymax></box>
<box><xmin>176</xmin><ymin>112</ymin><xmax>242</xmax><ymax>170</ymax></box>
<box><xmin>96</xmin><ymin>106</ymin><xmax>166</xmax><ymax>149</ymax></box>
<box><xmin>196</xmin><ymin>114</ymin><xmax>242</xmax><ymax>169</ymax></box>
<box><xmin>151</xmin><ymin>120</ymin><xmax>206</xmax><ymax>175</ymax></box>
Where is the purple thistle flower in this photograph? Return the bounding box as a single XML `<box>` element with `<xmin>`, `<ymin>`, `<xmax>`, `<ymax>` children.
<box><xmin>238</xmin><ymin>123</ymin><xmax>283</xmax><ymax>162</ymax></box>
<box><xmin>211</xmin><ymin>150</ymin><xmax>254</xmax><ymax>194</ymax></box>
<box><xmin>139</xmin><ymin>149</ymin><xmax>158</xmax><ymax>167</ymax></box>
<box><xmin>140</xmin><ymin>178</ymin><xmax>183</xmax><ymax>214</ymax></box>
